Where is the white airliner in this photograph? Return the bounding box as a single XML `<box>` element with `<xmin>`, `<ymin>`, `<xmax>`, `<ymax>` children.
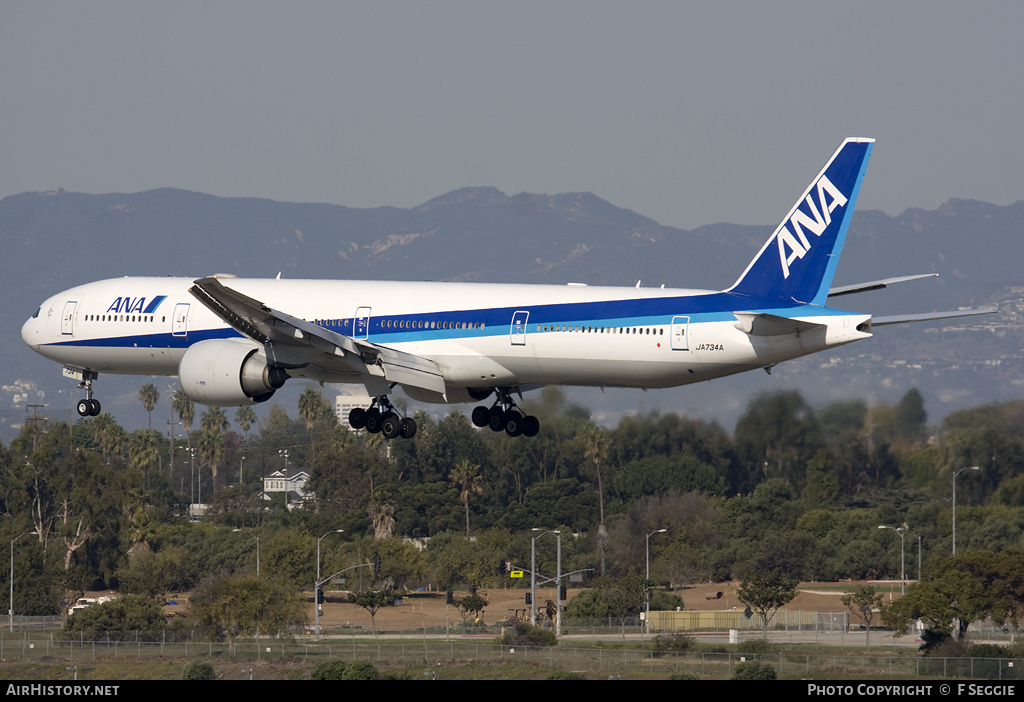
<box><xmin>21</xmin><ymin>138</ymin><xmax>993</xmax><ymax>439</ymax></box>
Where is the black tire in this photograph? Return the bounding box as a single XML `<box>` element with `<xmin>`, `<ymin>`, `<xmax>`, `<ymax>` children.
<box><xmin>471</xmin><ymin>406</ymin><xmax>490</xmax><ymax>427</ymax></box>
<box><xmin>89</xmin><ymin>399</ymin><xmax>101</xmax><ymax>416</ymax></box>
<box><xmin>348</xmin><ymin>407</ymin><xmax>367</xmax><ymax>430</ymax></box>
<box><xmin>488</xmin><ymin>407</ymin><xmax>506</xmax><ymax>432</ymax></box>
<box><xmin>505</xmin><ymin>411</ymin><xmax>524</xmax><ymax>437</ymax></box>
<box><xmin>522</xmin><ymin>415</ymin><xmax>540</xmax><ymax>437</ymax></box>
<box><xmin>365</xmin><ymin>408</ymin><xmax>383</xmax><ymax>433</ymax></box>
<box><xmin>77</xmin><ymin>400</ymin><xmax>92</xmax><ymax>417</ymax></box>
<box><xmin>401</xmin><ymin>417</ymin><xmax>418</xmax><ymax>439</ymax></box>
<box><xmin>381</xmin><ymin>413</ymin><xmax>402</xmax><ymax>440</ymax></box>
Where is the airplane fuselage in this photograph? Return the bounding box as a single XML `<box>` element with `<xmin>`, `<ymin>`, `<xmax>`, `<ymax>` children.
<box><xmin>22</xmin><ymin>275</ymin><xmax>871</xmax><ymax>401</ymax></box>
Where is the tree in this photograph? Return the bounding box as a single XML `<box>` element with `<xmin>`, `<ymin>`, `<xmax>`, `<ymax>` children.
<box><xmin>368</xmin><ymin>501</ymin><xmax>395</xmax><ymax>540</ymax></box>
<box><xmin>881</xmin><ymin>551</ymin><xmax>1024</xmax><ymax>647</ymax></box>
<box><xmin>591</xmin><ymin>574</ymin><xmax>649</xmax><ymax>638</ymax></box>
<box><xmin>234</xmin><ymin>406</ymin><xmax>257</xmax><ymax>441</ymax></box>
<box><xmin>297</xmin><ymin>388</ymin><xmax>334</xmax><ymax>459</ymax></box>
<box><xmin>64</xmin><ymin>594</ymin><xmax>167</xmax><ymax>641</ymax></box>
<box><xmin>449</xmin><ymin>460</ymin><xmax>483</xmax><ymax>539</ymax></box>
<box><xmin>173</xmin><ymin>390</ymin><xmax>196</xmax><ymax>495</ymax></box>
<box><xmin>736</xmin><ymin>569</ymin><xmax>798</xmax><ymax>631</ymax></box>
<box><xmin>841</xmin><ymin>585</ymin><xmax>883</xmax><ymax>646</ymax></box>
<box><xmin>583</xmin><ymin>429</ymin><xmax>609</xmax><ymax>575</ymax></box>
<box><xmin>138</xmin><ymin>383</ymin><xmax>160</xmax><ymax>431</ymax></box>
<box><xmin>198</xmin><ymin>408</ymin><xmax>229</xmax><ymax>492</ymax></box>
<box><xmin>348</xmin><ymin>589</ymin><xmax>398</xmax><ymax>635</ymax></box>
<box><xmin>188</xmin><ymin>574</ymin><xmax>307</xmax><ymax>641</ymax></box>
<box><xmin>452</xmin><ymin>593</ymin><xmax>488</xmax><ymax>623</ymax></box>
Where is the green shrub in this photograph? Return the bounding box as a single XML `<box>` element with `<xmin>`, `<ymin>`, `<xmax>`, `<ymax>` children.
<box><xmin>964</xmin><ymin>643</ymin><xmax>1010</xmax><ymax>659</ymax></box>
<box><xmin>181</xmin><ymin>659</ymin><xmax>216</xmax><ymax>680</ymax></box>
<box><xmin>731</xmin><ymin>660</ymin><xmax>776</xmax><ymax>680</ymax></box>
<box><xmin>649</xmin><ymin>589</ymin><xmax>684</xmax><ymax>611</ymax></box>
<box><xmin>652</xmin><ymin>633</ymin><xmax>696</xmax><ymax>652</ymax></box>
<box><xmin>311</xmin><ymin>660</ymin><xmax>349</xmax><ymax>680</ymax></box>
<box><xmin>500</xmin><ymin>621</ymin><xmax>557</xmax><ymax>647</ymax></box>
<box><xmin>341</xmin><ymin>660</ymin><xmax>380</xmax><ymax>681</ymax></box>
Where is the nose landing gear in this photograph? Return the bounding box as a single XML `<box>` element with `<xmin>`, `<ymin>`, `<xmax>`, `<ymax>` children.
<box><xmin>76</xmin><ymin>371</ymin><xmax>101</xmax><ymax>417</ymax></box>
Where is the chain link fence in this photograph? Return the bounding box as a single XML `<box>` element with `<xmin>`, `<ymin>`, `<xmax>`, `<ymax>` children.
<box><xmin>1</xmin><ymin>630</ymin><xmax>1022</xmax><ymax>679</ymax></box>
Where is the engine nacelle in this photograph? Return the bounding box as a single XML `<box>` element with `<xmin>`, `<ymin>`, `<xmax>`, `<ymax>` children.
<box><xmin>178</xmin><ymin>338</ymin><xmax>287</xmax><ymax>406</ymax></box>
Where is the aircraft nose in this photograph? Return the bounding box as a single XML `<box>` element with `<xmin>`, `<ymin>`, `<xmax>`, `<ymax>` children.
<box><xmin>21</xmin><ymin>307</ymin><xmax>42</xmax><ymax>351</ymax></box>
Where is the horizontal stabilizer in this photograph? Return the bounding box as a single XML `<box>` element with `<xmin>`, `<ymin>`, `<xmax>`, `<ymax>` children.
<box><xmin>872</xmin><ymin>308</ymin><xmax>997</xmax><ymax>326</ymax></box>
<box><xmin>828</xmin><ymin>274</ymin><xmax>938</xmax><ymax>298</ymax></box>
<box><xmin>734</xmin><ymin>312</ymin><xmax>826</xmax><ymax>337</ymax></box>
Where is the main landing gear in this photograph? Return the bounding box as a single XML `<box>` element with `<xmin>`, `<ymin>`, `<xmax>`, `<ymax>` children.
<box><xmin>471</xmin><ymin>388</ymin><xmax>540</xmax><ymax>438</ymax></box>
<box><xmin>76</xmin><ymin>371</ymin><xmax>101</xmax><ymax>417</ymax></box>
<box><xmin>348</xmin><ymin>396</ymin><xmax>417</xmax><ymax>440</ymax></box>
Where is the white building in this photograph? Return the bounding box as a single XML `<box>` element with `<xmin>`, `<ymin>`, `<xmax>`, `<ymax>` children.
<box><xmin>262</xmin><ymin>470</ymin><xmax>312</xmax><ymax>509</ymax></box>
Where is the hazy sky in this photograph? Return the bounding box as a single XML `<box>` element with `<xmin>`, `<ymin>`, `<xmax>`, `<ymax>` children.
<box><xmin>3</xmin><ymin>1</ymin><xmax>1022</xmax><ymax>231</ymax></box>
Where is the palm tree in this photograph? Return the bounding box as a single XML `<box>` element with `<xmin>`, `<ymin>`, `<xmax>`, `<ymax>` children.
<box><xmin>298</xmin><ymin>388</ymin><xmax>330</xmax><ymax>459</ymax></box>
<box><xmin>584</xmin><ymin>429</ymin><xmax>609</xmax><ymax>575</ymax></box>
<box><xmin>138</xmin><ymin>383</ymin><xmax>160</xmax><ymax>431</ymax></box>
<box><xmin>128</xmin><ymin>429</ymin><xmax>161</xmax><ymax>490</ymax></box>
<box><xmin>173</xmin><ymin>390</ymin><xmax>195</xmax><ymax>494</ymax></box>
<box><xmin>199</xmin><ymin>408</ymin><xmax>229</xmax><ymax>492</ymax></box>
<box><xmin>234</xmin><ymin>406</ymin><xmax>257</xmax><ymax>441</ymax></box>
<box><xmin>449</xmin><ymin>459</ymin><xmax>483</xmax><ymax>539</ymax></box>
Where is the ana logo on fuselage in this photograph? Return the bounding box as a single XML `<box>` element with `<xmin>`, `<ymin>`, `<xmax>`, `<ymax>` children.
<box><xmin>106</xmin><ymin>295</ymin><xmax>167</xmax><ymax>315</ymax></box>
<box><xmin>777</xmin><ymin>175</ymin><xmax>848</xmax><ymax>279</ymax></box>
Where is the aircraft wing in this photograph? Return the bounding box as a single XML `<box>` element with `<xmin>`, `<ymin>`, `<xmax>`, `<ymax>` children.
<box><xmin>189</xmin><ymin>277</ymin><xmax>447</xmax><ymax>395</ymax></box>
<box><xmin>828</xmin><ymin>274</ymin><xmax>937</xmax><ymax>298</ymax></box>
<box><xmin>871</xmin><ymin>308</ymin><xmax>998</xmax><ymax>326</ymax></box>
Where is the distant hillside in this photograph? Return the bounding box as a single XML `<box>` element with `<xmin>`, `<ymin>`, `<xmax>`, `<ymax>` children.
<box><xmin>2</xmin><ymin>187</ymin><xmax>1020</xmax><ymax>439</ymax></box>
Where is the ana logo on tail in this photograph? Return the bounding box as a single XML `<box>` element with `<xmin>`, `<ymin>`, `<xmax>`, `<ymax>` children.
<box><xmin>777</xmin><ymin>175</ymin><xmax>848</xmax><ymax>279</ymax></box>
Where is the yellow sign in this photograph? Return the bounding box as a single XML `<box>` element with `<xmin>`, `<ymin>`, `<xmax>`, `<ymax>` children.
<box><xmin>510</xmin><ymin>570</ymin><xmax>524</xmax><ymax>579</ymax></box>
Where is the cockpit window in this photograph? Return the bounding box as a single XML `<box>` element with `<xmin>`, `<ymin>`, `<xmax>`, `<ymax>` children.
<box><xmin>32</xmin><ymin>307</ymin><xmax>40</xmax><ymax>319</ymax></box>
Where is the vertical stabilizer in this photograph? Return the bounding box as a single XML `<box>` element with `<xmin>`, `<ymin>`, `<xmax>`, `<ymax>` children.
<box><xmin>727</xmin><ymin>138</ymin><xmax>874</xmax><ymax>306</ymax></box>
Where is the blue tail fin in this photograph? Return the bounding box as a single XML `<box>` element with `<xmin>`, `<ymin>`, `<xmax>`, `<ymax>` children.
<box><xmin>727</xmin><ymin>137</ymin><xmax>874</xmax><ymax>306</ymax></box>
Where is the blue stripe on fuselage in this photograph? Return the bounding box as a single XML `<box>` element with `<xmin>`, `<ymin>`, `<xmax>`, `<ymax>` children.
<box><xmin>45</xmin><ymin>291</ymin><xmax>851</xmax><ymax>350</ymax></box>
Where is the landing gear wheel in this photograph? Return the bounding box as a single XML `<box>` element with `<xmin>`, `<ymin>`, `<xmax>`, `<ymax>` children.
<box><xmin>77</xmin><ymin>399</ymin><xmax>91</xmax><ymax>417</ymax></box>
<box><xmin>348</xmin><ymin>407</ymin><xmax>367</xmax><ymax>430</ymax></box>
<box><xmin>400</xmin><ymin>417</ymin><xmax>418</xmax><ymax>439</ymax></box>
<box><xmin>522</xmin><ymin>415</ymin><xmax>540</xmax><ymax>437</ymax></box>
<box><xmin>381</xmin><ymin>413</ymin><xmax>403</xmax><ymax>440</ymax></box>
<box><xmin>488</xmin><ymin>407</ymin><xmax>506</xmax><ymax>432</ymax></box>
<box><xmin>504</xmin><ymin>411</ymin><xmax>524</xmax><ymax>437</ymax></box>
<box><xmin>471</xmin><ymin>406</ymin><xmax>490</xmax><ymax>428</ymax></box>
<box><xmin>89</xmin><ymin>399</ymin><xmax>101</xmax><ymax>416</ymax></box>
<box><xmin>364</xmin><ymin>408</ymin><xmax>383</xmax><ymax>434</ymax></box>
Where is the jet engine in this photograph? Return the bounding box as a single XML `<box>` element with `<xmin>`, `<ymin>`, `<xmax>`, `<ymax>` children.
<box><xmin>178</xmin><ymin>338</ymin><xmax>288</xmax><ymax>406</ymax></box>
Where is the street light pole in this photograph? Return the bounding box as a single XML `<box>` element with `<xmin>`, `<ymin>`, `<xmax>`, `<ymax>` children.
<box><xmin>315</xmin><ymin>529</ymin><xmax>343</xmax><ymax>640</ymax></box>
<box><xmin>902</xmin><ymin>525</ymin><xmax>922</xmax><ymax>582</ymax></box>
<box><xmin>878</xmin><ymin>525</ymin><xmax>906</xmax><ymax>595</ymax></box>
<box><xmin>953</xmin><ymin>466</ymin><xmax>980</xmax><ymax>554</ymax></box>
<box><xmin>530</xmin><ymin>528</ymin><xmax>561</xmax><ymax>630</ymax></box>
<box><xmin>645</xmin><ymin>529</ymin><xmax>667</xmax><ymax>636</ymax></box>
